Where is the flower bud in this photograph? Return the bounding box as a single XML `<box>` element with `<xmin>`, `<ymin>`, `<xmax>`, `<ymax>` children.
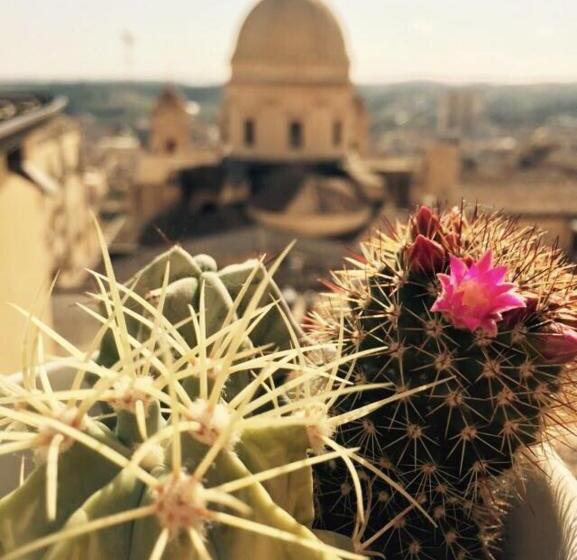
<box><xmin>407</xmin><ymin>235</ymin><xmax>446</xmax><ymax>274</ymax></box>
<box><xmin>534</xmin><ymin>322</ymin><xmax>577</xmax><ymax>363</ymax></box>
<box><xmin>411</xmin><ymin>206</ymin><xmax>441</xmax><ymax>239</ymax></box>
<box><xmin>502</xmin><ymin>293</ymin><xmax>539</xmax><ymax>328</ymax></box>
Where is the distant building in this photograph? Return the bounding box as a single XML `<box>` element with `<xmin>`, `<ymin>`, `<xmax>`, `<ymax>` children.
<box><xmin>149</xmin><ymin>85</ymin><xmax>192</xmax><ymax>156</ymax></box>
<box><xmin>379</xmin><ymin>132</ymin><xmax>577</xmax><ymax>260</ymax></box>
<box><xmin>108</xmin><ymin>83</ymin><xmax>223</xmax><ymax>247</ymax></box>
<box><xmin>121</xmin><ymin>0</ymin><xmax>384</xmax><ymax>244</ymax></box>
<box><xmin>0</xmin><ymin>93</ymin><xmax>110</xmax><ymax>372</ymax></box>
<box><xmin>437</xmin><ymin>87</ymin><xmax>484</xmax><ymax>138</ymax></box>
<box><xmin>460</xmin><ymin>140</ymin><xmax>577</xmax><ymax>257</ymax></box>
<box><xmin>217</xmin><ymin>0</ymin><xmax>382</xmax><ymax>238</ymax></box>
<box><xmin>221</xmin><ymin>0</ymin><xmax>368</xmax><ymax>162</ymax></box>
<box><xmin>419</xmin><ymin>140</ymin><xmax>461</xmax><ymax>204</ymax></box>
<box><xmin>131</xmin><ymin>148</ymin><xmax>223</xmax><ymax>239</ymax></box>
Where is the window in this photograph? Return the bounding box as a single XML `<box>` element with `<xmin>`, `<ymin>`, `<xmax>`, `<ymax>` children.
<box><xmin>289</xmin><ymin>121</ymin><xmax>303</xmax><ymax>150</ymax></box>
<box><xmin>165</xmin><ymin>139</ymin><xmax>177</xmax><ymax>154</ymax></box>
<box><xmin>244</xmin><ymin>119</ymin><xmax>256</xmax><ymax>147</ymax></box>
<box><xmin>221</xmin><ymin>118</ymin><xmax>229</xmax><ymax>143</ymax></box>
<box><xmin>7</xmin><ymin>148</ymin><xmax>22</xmax><ymax>172</ymax></box>
<box><xmin>333</xmin><ymin>120</ymin><xmax>343</xmax><ymax>147</ymax></box>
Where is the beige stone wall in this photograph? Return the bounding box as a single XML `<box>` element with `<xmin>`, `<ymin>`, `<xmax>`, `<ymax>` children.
<box><xmin>130</xmin><ymin>152</ymin><xmax>217</xmax><ymax>235</ymax></box>
<box><xmin>58</xmin><ymin>174</ymin><xmax>100</xmax><ymax>283</ymax></box>
<box><xmin>25</xmin><ymin>120</ymin><xmax>103</xmax><ymax>288</ymax></box>
<box><xmin>222</xmin><ymin>82</ymin><xmax>363</xmax><ymax>161</ymax></box>
<box><xmin>0</xmin><ymin>157</ymin><xmax>53</xmax><ymax>374</ymax></box>
<box><xmin>0</xmin><ymin>115</ymin><xmax>108</xmax><ymax>372</ymax></box>
<box><xmin>353</xmin><ymin>95</ymin><xmax>370</xmax><ymax>156</ymax></box>
<box><xmin>461</xmin><ymin>179</ymin><xmax>577</xmax><ymax>256</ymax></box>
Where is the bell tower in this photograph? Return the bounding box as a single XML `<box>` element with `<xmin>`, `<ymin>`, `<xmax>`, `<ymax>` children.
<box><xmin>149</xmin><ymin>85</ymin><xmax>191</xmax><ymax>156</ymax></box>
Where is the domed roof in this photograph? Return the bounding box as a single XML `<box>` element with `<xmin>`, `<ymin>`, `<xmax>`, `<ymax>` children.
<box><xmin>231</xmin><ymin>0</ymin><xmax>350</xmax><ymax>85</ymax></box>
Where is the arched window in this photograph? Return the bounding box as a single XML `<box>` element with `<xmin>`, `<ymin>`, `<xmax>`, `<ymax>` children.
<box><xmin>165</xmin><ymin>139</ymin><xmax>177</xmax><ymax>154</ymax></box>
<box><xmin>244</xmin><ymin>119</ymin><xmax>256</xmax><ymax>147</ymax></box>
<box><xmin>333</xmin><ymin>120</ymin><xmax>343</xmax><ymax>147</ymax></box>
<box><xmin>289</xmin><ymin>121</ymin><xmax>303</xmax><ymax>149</ymax></box>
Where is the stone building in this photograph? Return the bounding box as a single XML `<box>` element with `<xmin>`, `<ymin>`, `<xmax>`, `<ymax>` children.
<box><xmin>131</xmin><ymin>148</ymin><xmax>221</xmax><ymax>240</ymax></box>
<box><xmin>118</xmin><ymin>83</ymin><xmax>223</xmax><ymax>247</ymax></box>
<box><xmin>128</xmin><ymin>0</ymin><xmax>383</xmax><ymax>244</ymax></box>
<box><xmin>219</xmin><ymin>0</ymin><xmax>382</xmax><ymax>238</ymax></box>
<box><xmin>437</xmin><ymin>87</ymin><xmax>484</xmax><ymax>139</ymax></box>
<box><xmin>221</xmin><ymin>0</ymin><xmax>368</xmax><ymax>162</ymax></box>
<box><xmin>149</xmin><ymin>85</ymin><xmax>192</xmax><ymax>156</ymax></box>
<box><xmin>0</xmin><ymin>93</ymin><xmax>109</xmax><ymax>372</ymax></box>
<box><xmin>460</xmin><ymin>155</ymin><xmax>577</xmax><ymax>255</ymax></box>
<box><xmin>374</xmin><ymin>134</ymin><xmax>577</xmax><ymax>259</ymax></box>
<box><xmin>418</xmin><ymin>140</ymin><xmax>461</xmax><ymax>205</ymax></box>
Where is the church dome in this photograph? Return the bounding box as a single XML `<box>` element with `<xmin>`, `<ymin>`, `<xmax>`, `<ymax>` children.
<box><xmin>231</xmin><ymin>0</ymin><xmax>350</xmax><ymax>85</ymax></box>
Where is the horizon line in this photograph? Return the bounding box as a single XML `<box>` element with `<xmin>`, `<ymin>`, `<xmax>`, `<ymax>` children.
<box><xmin>3</xmin><ymin>76</ymin><xmax>577</xmax><ymax>88</ymax></box>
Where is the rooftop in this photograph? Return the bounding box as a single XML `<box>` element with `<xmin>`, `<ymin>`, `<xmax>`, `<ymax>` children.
<box><xmin>461</xmin><ymin>144</ymin><xmax>577</xmax><ymax>216</ymax></box>
<box><xmin>0</xmin><ymin>92</ymin><xmax>66</xmax><ymax>149</ymax></box>
<box><xmin>463</xmin><ymin>178</ymin><xmax>577</xmax><ymax>216</ymax></box>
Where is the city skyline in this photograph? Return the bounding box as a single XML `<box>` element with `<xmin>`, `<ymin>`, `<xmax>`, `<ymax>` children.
<box><xmin>2</xmin><ymin>0</ymin><xmax>577</xmax><ymax>85</ymax></box>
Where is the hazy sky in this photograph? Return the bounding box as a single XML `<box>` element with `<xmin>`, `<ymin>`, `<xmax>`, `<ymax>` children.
<box><xmin>2</xmin><ymin>0</ymin><xmax>577</xmax><ymax>84</ymax></box>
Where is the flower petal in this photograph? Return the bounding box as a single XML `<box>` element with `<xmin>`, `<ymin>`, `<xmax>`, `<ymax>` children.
<box><xmin>449</xmin><ymin>255</ymin><xmax>468</xmax><ymax>282</ymax></box>
<box><xmin>479</xmin><ymin>251</ymin><xmax>493</xmax><ymax>271</ymax></box>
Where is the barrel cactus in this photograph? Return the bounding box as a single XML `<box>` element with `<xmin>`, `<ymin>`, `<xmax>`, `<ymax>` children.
<box><xmin>0</xmin><ymin>231</ymin><xmax>412</xmax><ymax>560</ymax></box>
<box><xmin>311</xmin><ymin>206</ymin><xmax>577</xmax><ymax>559</ymax></box>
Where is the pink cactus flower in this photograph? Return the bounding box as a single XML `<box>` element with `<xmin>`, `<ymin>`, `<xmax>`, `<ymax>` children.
<box><xmin>431</xmin><ymin>251</ymin><xmax>526</xmax><ymax>337</ymax></box>
<box><xmin>535</xmin><ymin>322</ymin><xmax>577</xmax><ymax>363</ymax></box>
<box><xmin>407</xmin><ymin>234</ymin><xmax>446</xmax><ymax>274</ymax></box>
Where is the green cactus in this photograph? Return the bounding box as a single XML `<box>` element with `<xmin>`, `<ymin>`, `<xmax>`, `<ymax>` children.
<box><xmin>0</xmin><ymin>238</ymin><xmax>397</xmax><ymax>560</ymax></box>
<box><xmin>94</xmin><ymin>246</ymin><xmax>299</xmax><ymax>420</ymax></box>
<box><xmin>98</xmin><ymin>247</ymin><xmax>297</xmax><ymax>370</ymax></box>
<box><xmin>311</xmin><ymin>206</ymin><xmax>577</xmax><ymax>559</ymax></box>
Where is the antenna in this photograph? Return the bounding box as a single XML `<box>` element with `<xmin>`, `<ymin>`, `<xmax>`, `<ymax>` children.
<box><xmin>121</xmin><ymin>30</ymin><xmax>135</xmax><ymax>80</ymax></box>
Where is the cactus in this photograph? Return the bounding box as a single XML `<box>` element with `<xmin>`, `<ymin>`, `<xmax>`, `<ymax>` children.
<box><xmin>310</xmin><ymin>206</ymin><xmax>577</xmax><ymax>559</ymax></box>
<box><xmin>0</xmin><ymin>230</ymin><xmax>416</xmax><ymax>560</ymax></box>
<box><xmin>97</xmin><ymin>245</ymin><xmax>297</xmax><ymax>373</ymax></box>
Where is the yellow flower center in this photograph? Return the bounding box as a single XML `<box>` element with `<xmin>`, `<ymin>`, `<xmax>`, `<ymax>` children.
<box><xmin>458</xmin><ymin>279</ymin><xmax>488</xmax><ymax>308</ymax></box>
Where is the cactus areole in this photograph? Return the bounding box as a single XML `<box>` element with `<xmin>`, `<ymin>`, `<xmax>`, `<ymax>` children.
<box><xmin>312</xmin><ymin>206</ymin><xmax>577</xmax><ymax>559</ymax></box>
